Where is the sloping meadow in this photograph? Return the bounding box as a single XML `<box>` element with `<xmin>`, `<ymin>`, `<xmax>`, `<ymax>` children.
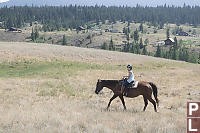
<box><xmin>0</xmin><ymin>43</ymin><xmax>199</xmax><ymax>133</ymax></box>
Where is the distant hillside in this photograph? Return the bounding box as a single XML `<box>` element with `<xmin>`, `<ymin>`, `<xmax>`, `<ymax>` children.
<box><xmin>0</xmin><ymin>0</ymin><xmax>200</xmax><ymax>7</ymax></box>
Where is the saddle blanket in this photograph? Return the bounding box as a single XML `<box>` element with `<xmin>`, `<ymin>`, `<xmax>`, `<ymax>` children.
<box><xmin>127</xmin><ymin>81</ymin><xmax>139</xmax><ymax>88</ymax></box>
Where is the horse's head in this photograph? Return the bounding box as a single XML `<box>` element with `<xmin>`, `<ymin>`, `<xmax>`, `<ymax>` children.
<box><xmin>95</xmin><ymin>79</ymin><xmax>103</xmax><ymax>94</ymax></box>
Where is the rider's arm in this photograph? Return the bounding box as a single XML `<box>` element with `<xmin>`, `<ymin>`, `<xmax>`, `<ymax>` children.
<box><xmin>128</xmin><ymin>71</ymin><xmax>131</xmax><ymax>79</ymax></box>
<box><xmin>123</xmin><ymin>76</ymin><xmax>128</xmax><ymax>79</ymax></box>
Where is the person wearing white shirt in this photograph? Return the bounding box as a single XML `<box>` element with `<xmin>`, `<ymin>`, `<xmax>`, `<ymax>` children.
<box><xmin>121</xmin><ymin>64</ymin><xmax>135</xmax><ymax>96</ymax></box>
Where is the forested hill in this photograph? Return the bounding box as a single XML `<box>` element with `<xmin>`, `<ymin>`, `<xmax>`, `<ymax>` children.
<box><xmin>0</xmin><ymin>0</ymin><xmax>200</xmax><ymax>7</ymax></box>
<box><xmin>0</xmin><ymin>5</ymin><xmax>200</xmax><ymax>30</ymax></box>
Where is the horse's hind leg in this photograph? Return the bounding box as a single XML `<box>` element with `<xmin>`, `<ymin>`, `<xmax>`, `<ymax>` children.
<box><xmin>147</xmin><ymin>96</ymin><xmax>157</xmax><ymax>112</ymax></box>
<box><xmin>119</xmin><ymin>95</ymin><xmax>126</xmax><ymax>110</ymax></box>
<box><xmin>143</xmin><ymin>96</ymin><xmax>148</xmax><ymax>111</ymax></box>
<box><xmin>107</xmin><ymin>94</ymin><xmax>118</xmax><ymax>110</ymax></box>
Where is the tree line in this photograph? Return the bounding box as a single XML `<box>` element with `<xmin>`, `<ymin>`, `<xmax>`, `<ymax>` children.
<box><xmin>101</xmin><ymin>25</ymin><xmax>200</xmax><ymax>64</ymax></box>
<box><xmin>1</xmin><ymin>5</ymin><xmax>200</xmax><ymax>31</ymax></box>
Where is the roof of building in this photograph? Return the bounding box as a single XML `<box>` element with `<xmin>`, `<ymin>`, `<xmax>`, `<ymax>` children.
<box><xmin>165</xmin><ymin>38</ymin><xmax>175</xmax><ymax>43</ymax></box>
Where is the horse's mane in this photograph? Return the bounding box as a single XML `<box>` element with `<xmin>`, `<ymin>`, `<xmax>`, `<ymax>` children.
<box><xmin>101</xmin><ymin>80</ymin><xmax>122</xmax><ymax>84</ymax></box>
<box><xmin>101</xmin><ymin>80</ymin><xmax>121</xmax><ymax>81</ymax></box>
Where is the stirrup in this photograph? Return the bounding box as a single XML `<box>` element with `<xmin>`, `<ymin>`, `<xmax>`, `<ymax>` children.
<box><xmin>123</xmin><ymin>92</ymin><xmax>128</xmax><ymax>96</ymax></box>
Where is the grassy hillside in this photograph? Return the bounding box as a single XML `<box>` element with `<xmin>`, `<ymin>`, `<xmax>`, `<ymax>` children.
<box><xmin>0</xmin><ymin>42</ymin><xmax>199</xmax><ymax>133</ymax></box>
<box><xmin>1</xmin><ymin>22</ymin><xmax>200</xmax><ymax>50</ymax></box>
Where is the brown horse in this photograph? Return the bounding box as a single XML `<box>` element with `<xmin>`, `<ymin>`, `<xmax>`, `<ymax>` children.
<box><xmin>95</xmin><ymin>79</ymin><xmax>159</xmax><ymax>112</ymax></box>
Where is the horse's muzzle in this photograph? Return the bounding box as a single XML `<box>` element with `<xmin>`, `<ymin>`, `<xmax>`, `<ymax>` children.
<box><xmin>95</xmin><ymin>90</ymin><xmax>99</xmax><ymax>94</ymax></box>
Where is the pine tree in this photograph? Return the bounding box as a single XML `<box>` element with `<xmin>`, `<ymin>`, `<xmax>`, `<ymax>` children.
<box><xmin>35</xmin><ymin>28</ymin><xmax>39</xmax><ymax>40</ymax></box>
<box><xmin>123</xmin><ymin>27</ymin><xmax>127</xmax><ymax>34</ymax></box>
<box><xmin>136</xmin><ymin>45</ymin><xmax>141</xmax><ymax>54</ymax></box>
<box><xmin>172</xmin><ymin>37</ymin><xmax>179</xmax><ymax>60</ymax></box>
<box><xmin>166</xmin><ymin>28</ymin><xmax>170</xmax><ymax>39</ymax></box>
<box><xmin>172</xmin><ymin>49</ymin><xmax>179</xmax><ymax>60</ymax></box>
<box><xmin>139</xmin><ymin>38</ymin><xmax>143</xmax><ymax>49</ymax></box>
<box><xmin>198</xmin><ymin>53</ymin><xmax>200</xmax><ymax>64</ymax></box>
<box><xmin>178</xmin><ymin>49</ymin><xmax>184</xmax><ymax>61</ymax></box>
<box><xmin>101</xmin><ymin>42</ymin><xmax>108</xmax><ymax>50</ymax></box>
<box><xmin>109</xmin><ymin>37</ymin><xmax>115</xmax><ymax>51</ymax></box>
<box><xmin>188</xmin><ymin>52</ymin><xmax>198</xmax><ymax>63</ymax></box>
<box><xmin>155</xmin><ymin>45</ymin><xmax>162</xmax><ymax>57</ymax></box>
<box><xmin>62</xmin><ymin>35</ymin><xmax>67</xmax><ymax>45</ymax></box>
<box><xmin>142</xmin><ymin>45</ymin><xmax>147</xmax><ymax>55</ymax></box>
<box><xmin>31</xmin><ymin>28</ymin><xmax>35</xmax><ymax>41</ymax></box>
<box><xmin>128</xmin><ymin>21</ymin><xmax>130</xmax><ymax>27</ymax></box>
<box><xmin>126</xmin><ymin>33</ymin><xmax>130</xmax><ymax>43</ymax></box>
<box><xmin>6</xmin><ymin>17</ymin><xmax>14</xmax><ymax>28</ymax></box>
<box><xmin>139</xmin><ymin>23</ymin><xmax>143</xmax><ymax>33</ymax></box>
<box><xmin>127</xmin><ymin>27</ymin><xmax>130</xmax><ymax>34</ymax></box>
<box><xmin>134</xmin><ymin>29</ymin><xmax>139</xmax><ymax>43</ymax></box>
<box><xmin>192</xmin><ymin>29</ymin><xmax>196</xmax><ymax>35</ymax></box>
<box><xmin>144</xmin><ymin>38</ymin><xmax>149</xmax><ymax>46</ymax></box>
<box><xmin>183</xmin><ymin>49</ymin><xmax>189</xmax><ymax>62</ymax></box>
<box><xmin>159</xmin><ymin>22</ymin><xmax>164</xmax><ymax>29</ymax></box>
<box><xmin>174</xmin><ymin>37</ymin><xmax>178</xmax><ymax>49</ymax></box>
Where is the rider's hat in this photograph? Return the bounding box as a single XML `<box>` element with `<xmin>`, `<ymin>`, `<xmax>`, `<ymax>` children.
<box><xmin>127</xmin><ymin>64</ymin><xmax>132</xmax><ymax>70</ymax></box>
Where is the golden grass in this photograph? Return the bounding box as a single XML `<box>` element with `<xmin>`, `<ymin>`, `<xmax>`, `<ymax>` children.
<box><xmin>0</xmin><ymin>42</ymin><xmax>199</xmax><ymax>133</ymax></box>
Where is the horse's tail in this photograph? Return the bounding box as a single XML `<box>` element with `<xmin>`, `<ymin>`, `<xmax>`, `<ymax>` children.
<box><xmin>148</xmin><ymin>82</ymin><xmax>159</xmax><ymax>107</ymax></box>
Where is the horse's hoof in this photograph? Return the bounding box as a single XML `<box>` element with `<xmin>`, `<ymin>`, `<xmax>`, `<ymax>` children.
<box><xmin>106</xmin><ymin>108</ymin><xmax>109</xmax><ymax>111</ymax></box>
<box><xmin>155</xmin><ymin>110</ymin><xmax>159</xmax><ymax>113</ymax></box>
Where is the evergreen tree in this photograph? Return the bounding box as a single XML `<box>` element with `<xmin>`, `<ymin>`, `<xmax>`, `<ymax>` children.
<box><xmin>139</xmin><ymin>23</ymin><xmax>143</xmax><ymax>33</ymax></box>
<box><xmin>142</xmin><ymin>45</ymin><xmax>147</xmax><ymax>55</ymax></box>
<box><xmin>172</xmin><ymin>49</ymin><xmax>179</xmax><ymax>60</ymax></box>
<box><xmin>183</xmin><ymin>49</ymin><xmax>189</xmax><ymax>62</ymax></box>
<box><xmin>188</xmin><ymin>52</ymin><xmax>198</xmax><ymax>63</ymax></box>
<box><xmin>126</xmin><ymin>34</ymin><xmax>130</xmax><ymax>43</ymax></box>
<box><xmin>134</xmin><ymin>29</ymin><xmax>139</xmax><ymax>43</ymax></box>
<box><xmin>155</xmin><ymin>45</ymin><xmax>162</xmax><ymax>57</ymax></box>
<box><xmin>128</xmin><ymin>21</ymin><xmax>130</xmax><ymax>27</ymax></box>
<box><xmin>198</xmin><ymin>53</ymin><xmax>200</xmax><ymax>64</ymax></box>
<box><xmin>135</xmin><ymin>45</ymin><xmax>141</xmax><ymax>54</ymax></box>
<box><xmin>127</xmin><ymin>27</ymin><xmax>130</xmax><ymax>34</ymax></box>
<box><xmin>178</xmin><ymin>49</ymin><xmax>184</xmax><ymax>61</ymax></box>
<box><xmin>31</xmin><ymin>28</ymin><xmax>35</xmax><ymax>41</ymax></box>
<box><xmin>62</xmin><ymin>35</ymin><xmax>67</xmax><ymax>45</ymax></box>
<box><xmin>35</xmin><ymin>28</ymin><xmax>39</xmax><ymax>40</ymax></box>
<box><xmin>192</xmin><ymin>29</ymin><xmax>196</xmax><ymax>35</ymax></box>
<box><xmin>6</xmin><ymin>17</ymin><xmax>14</xmax><ymax>28</ymax></box>
<box><xmin>166</xmin><ymin>28</ymin><xmax>170</xmax><ymax>39</ymax></box>
<box><xmin>109</xmin><ymin>37</ymin><xmax>115</xmax><ymax>51</ymax></box>
<box><xmin>31</xmin><ymin>27</ymin><xmax>39</xmax><ymax>42</ymax></box>
<box><xmin>139</xmin><ymin>38</ymin><xmax>143</xmax><ymax>49</ymax></box>
<box><xmin>101</xmin><ymin>42</ymin><xmax>108</xmax><ymax>50</ymax></box>
<box><xmin>174</xmin><ymin>37</ymin><xmax>178</xmax><ymax>49</ymax></box>
<box><xmin>144</xmin><ymin>38</ymin><xmax>149</xmax><ymax>46</ymax></box>
<box><xmin>123</xmin><ymin>27</ymin><xmax>127</xmax><ymax>34</ymax></box>
<box><xmin>159</xmin><ymin>22</ymin><xmax>164</xmax><ymax>29</ymax></box>
<box><xmin>171</xmin><ymin>37</ymin><xmax>179</xmax><ymax>60</ymax></box>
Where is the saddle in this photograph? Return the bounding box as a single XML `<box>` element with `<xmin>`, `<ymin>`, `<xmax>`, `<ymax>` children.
<box><xmin>127</xmin><ymin>81</ymin><xmax>139</xmax><ymax>89</ymax></box>
<box><xmin>123</xmin><ymin>80</ymin><xmax>139</xmax><ymax>97</ymax></box>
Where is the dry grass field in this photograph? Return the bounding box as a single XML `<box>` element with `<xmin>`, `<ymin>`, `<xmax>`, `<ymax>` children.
<box><xmin>0</xmin><ymin>42</ymin><xmax>199</xmax><ymax>133</ymax></box>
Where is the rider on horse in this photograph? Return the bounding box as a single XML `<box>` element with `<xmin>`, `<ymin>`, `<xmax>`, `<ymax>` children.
<box><xmin>121</xmin><ymin>64</ymin><xmax>135</xmax><ymax>96</ymax></box>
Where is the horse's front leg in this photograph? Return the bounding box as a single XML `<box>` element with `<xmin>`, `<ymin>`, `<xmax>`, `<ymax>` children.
<box><xmin>119</xmin><ymin>95</ymin><xmax>127</xmax><ymax>110</ymax></box>
<box><xmin>107</xmin><ymin>94</ymin><xmax>118</xmax><ymax>110</ymax></box>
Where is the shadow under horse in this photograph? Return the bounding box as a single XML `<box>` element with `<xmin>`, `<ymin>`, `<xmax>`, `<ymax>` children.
<box><xmin>95</xmin><ymin>79</ymin><xmax>159</xmax><ymax>112</ymax></box>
